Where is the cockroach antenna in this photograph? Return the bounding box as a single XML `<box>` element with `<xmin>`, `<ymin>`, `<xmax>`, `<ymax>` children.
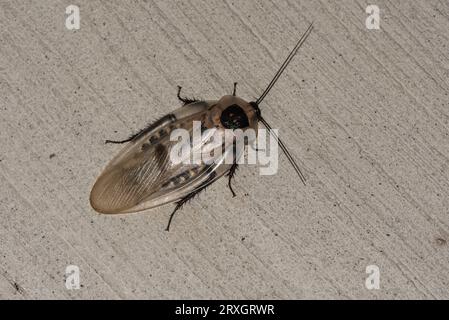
<box><xmin>255</xmin><ymin>22</ymin><xmax>314</xmax><ymax>105</ymax></box>
<box><xmin>91</xmin><ymin>21</ymin><xmax>315</xmax><ymax>230</ymax></box>
<box><xmin>251</xmin><ymin>22</ymin><xmax>314</xmax><ymax>186</ymax></box>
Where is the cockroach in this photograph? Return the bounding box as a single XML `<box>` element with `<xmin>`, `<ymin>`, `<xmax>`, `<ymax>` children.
<box><xmin>90</xmin><ymin>23</ymin><xmax>313</xmax><ymax>231</ymax></box>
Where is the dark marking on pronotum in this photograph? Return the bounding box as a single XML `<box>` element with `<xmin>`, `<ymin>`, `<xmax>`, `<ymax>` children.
<box><xmin>220</xmin><ymin>104</ymin><xmax>249</xmax><ymax>129</ymax></box>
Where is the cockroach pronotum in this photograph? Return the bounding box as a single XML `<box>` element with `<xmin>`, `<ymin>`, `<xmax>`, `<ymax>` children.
<box><xmin>90</xmin><ymin>23</ymin><xmax>314</xmax><ymax>230</ymax></box>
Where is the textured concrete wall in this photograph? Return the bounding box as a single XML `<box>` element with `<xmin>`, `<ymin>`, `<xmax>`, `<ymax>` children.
<box><xmin>0</xmin><ymin>0</ymin><xmax>448</xmax><ymax>299</ymax></box>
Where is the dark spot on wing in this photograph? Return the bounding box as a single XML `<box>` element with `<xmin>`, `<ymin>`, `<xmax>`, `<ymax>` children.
<box><xmin>154</xmin><ymin>144</ymin><xmax>167</xmax><ymax>164</ymax></box>
<box><xmin>149</xmin><ymin>136</ymin><xmax>158</xmax><ymax>144</ymax></box>
<box><xmin>159</xmin><ymin>129</ymin><xmax>167</xmax><ymax>137</ymax></box>
<box><xmin>161</xmin><ymin>166</ymin><xmax>207</xmax><ymax>189</ymax></box>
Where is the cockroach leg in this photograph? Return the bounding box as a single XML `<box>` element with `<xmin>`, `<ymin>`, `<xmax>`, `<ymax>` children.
<box><xmin>105</xmin><ymin>129</ymin><xmax>148</xmax><ymax>144</ymax></box>
<box><xmin>232</xmin><ymin>82</ymin><xmax>237</xmax><ymax>96</ymax></box>
<box><xmin>105</xmin><ymin>136</ymin><xmax>136</xmax><ymax>144</ymax></box>
<box><xmin>165</xmin><ymin>190</ymin><xmax>201</xmax><ymax>232</ymax></box>
<box><xmin>177</xmin><ymin>85</ymin><xmax>198</xmax><ymax>106</ymax></box>
<box><xmin>105</xmin><ymin>114</ymin><xmax>177</xmax><ymax>145</ymax></box>
<box><xmin>165</xmin><ymin>173</ymin><xmax>217</xmax><ymax>231</ymax></box>
<box><xmin>165</xmin><ymin>194</ymin><xmax>193</xmax><ymax>232</ymax></box>
<box><xmin>165</xmin><ymin>183</ymin><xmax>209</xmax><ymax>231</ymax></box>
<box><xmin>227</xmin><ymin>163</ymin><xmax>238</xmax><ymax>198</ymax></box>
<box><xmin>105</xmin><ymin>130</ymin><xmax>143</xmax><ymax>144</ymax></box>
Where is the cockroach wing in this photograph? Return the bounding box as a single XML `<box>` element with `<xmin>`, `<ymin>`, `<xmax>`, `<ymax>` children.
<box><xmin>90</xmin><ymin>101</ymin><xmax>234</xmax><ymax>214</ymax></box>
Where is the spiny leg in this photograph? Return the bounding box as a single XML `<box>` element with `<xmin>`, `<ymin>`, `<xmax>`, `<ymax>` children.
<box><xmin>105</xmin><ymin>127</ymin><xmax>150</xmax><ymax>144</ymax></box>
<box><xmin>232</xmin><ymin>82</ymin><xmax>237</xmax><ymax>96</ymax></box>
<box><xmin>227</xmin><ymin>163</ymin><xmax>238</xmax><ymax>198</ymax></box>
<box><xmin>177</xmin><ymin>85</ymin><xmax>198</xmax><ymax>106</ymax></box>
<box><xmin>165</xmin><ymin>174</ymin><xmax>216</xmax><ymax>231</ymax></box>
<box><xmin>105</xmin><ymin>114</ymin><xmax>176</xmax><ymax>145</ymax></box>
<box><xmin>166</xmin><ymin>196</ymin><xmax>192</xmax><ymax>232</ymax></box>
<box><xmin>105</xmin><ymin>136</ymin><xmax>136</xmax><ymax>144</ymax></box>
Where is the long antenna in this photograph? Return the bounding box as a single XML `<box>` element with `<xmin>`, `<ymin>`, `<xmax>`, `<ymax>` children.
<box><xmin>256</xmin><ymin>22</ymin><xmax>313</xmax><ymax>105</ymax></box>
<box><xmin>259</xmin><ymin>116</ymin><xmax>307</xmax><ymax>185</ymax></box>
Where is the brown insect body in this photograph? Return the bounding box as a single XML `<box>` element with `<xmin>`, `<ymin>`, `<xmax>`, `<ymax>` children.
<box><xmin>90</xmin><ymin>23</ymin><xmax>313</xmax><ymax>230</ymax></box>
<box><xmin>90</xmin><ymin>95</ymin><xmax>258</xmax><ymax>214</ymax></box>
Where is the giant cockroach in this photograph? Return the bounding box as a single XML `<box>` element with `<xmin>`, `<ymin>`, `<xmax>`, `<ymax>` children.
<box><xmin>90</xmin><ymin>23</ymin><xmax>313</xmax><ymax>231</ymax></box>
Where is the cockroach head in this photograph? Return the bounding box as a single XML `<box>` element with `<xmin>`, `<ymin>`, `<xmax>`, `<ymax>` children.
<box><xmin>206</xmin><ymin>95</ymin><xmax>259</xmax><ymax>130</ymax></box>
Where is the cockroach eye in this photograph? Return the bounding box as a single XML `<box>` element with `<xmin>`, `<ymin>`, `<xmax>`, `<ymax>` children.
<box><xmin>220</xmin><ymin>104</ymin><xmax>249</xmax><ymax>129</ymax></box>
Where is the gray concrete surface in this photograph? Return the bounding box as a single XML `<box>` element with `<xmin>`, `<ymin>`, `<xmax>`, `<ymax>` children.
<box><xmin>1</xmin><ymin>0</ymin><xmax>449</xmax><ymax>299</ymax></box>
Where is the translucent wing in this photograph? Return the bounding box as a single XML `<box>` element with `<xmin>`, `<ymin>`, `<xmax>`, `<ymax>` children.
<box><xmin>90</xmin><ymin>101</ymin><xmax>234</xmax><ymax>214</ymax></box>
